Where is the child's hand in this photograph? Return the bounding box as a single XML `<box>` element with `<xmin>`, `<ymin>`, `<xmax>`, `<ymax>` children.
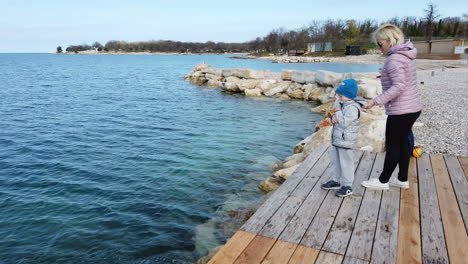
<box><xmin>332</xmin><ymin>115</ymin><xmax>338</xmax><ymax>124</ymax></box>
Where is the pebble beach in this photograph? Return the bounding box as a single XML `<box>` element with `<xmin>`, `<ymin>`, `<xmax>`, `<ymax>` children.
<box><xmin>414</xmin><ymin>67</ymin><xmax>468</xmax><ymax>156</ymax></box>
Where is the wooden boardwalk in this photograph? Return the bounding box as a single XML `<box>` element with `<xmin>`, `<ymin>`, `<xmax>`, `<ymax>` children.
<box><xmin>209</xmin><ymin>145</ymin><xmax>468</xmax><ymax>264</ymax></box>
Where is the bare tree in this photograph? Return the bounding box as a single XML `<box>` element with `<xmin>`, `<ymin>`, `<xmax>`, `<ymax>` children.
<box><xmin>424</xmin><ymin>3</ymin><xmax>441</xmax><ymax>42</ymax></box>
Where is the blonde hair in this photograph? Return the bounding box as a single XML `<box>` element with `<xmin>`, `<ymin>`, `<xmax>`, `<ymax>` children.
<box><xmin>373</xmin><ymin>24</ymin><xmax>405</xmax><ymax>47</ymax></box>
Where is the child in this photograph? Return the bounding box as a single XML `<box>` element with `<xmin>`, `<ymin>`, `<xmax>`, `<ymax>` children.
<box><xmin>321</xmin><ymin>79</ymin><xmax>366</xmax><ymax>197</ymax></box>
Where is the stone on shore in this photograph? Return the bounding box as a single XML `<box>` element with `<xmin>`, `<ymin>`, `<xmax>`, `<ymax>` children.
<box><xmin>244</xmin><ymin>88</ymin><xmax>262</xmax><ymax>97</ymax></box>
<box><xmin>258</xmin><ymin>176</ymin><xmax>283</xmax><ymax>192</ymax></box>
<box><xmin>274</xmin><ymin>163</ymin><xmax>300</xmax><ymax>180</ymax></box>
<box><xmin>281</xmin><ymin>70</ymin><xmax>294</xmax><ymax>80</ymax></box>
<box><xmin>264</xmin><ymin>71</ymin><xmax>282</xmax><ymax>80</ymax></box>
<box><xmin>315</xmin><ymin>70</ymin><xmax>343</xmax><ymax>86</ymax></box>
<box><xmin>264</xmin><ymin>82</ymin><xmax>291</xmax><ymax>96</ymax></box>
<box><xmin>222</xmin><ymin>68</ymin><xmax>264</xmax><ymax>79</ymax></box>
<box><xmin>291</xmin><ymin>71</ymin><xmax>316</xmax><ymax>84</ymax></box>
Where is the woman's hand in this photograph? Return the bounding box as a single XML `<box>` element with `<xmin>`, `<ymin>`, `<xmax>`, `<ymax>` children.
<box><xmin>366</xmin><ymin>99</ymin><xmax>375</xmax><ymax>109</ymax></box>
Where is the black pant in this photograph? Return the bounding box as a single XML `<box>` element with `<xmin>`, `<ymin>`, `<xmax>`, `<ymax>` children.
<box><xmin>379</xmin><ymin>111</ymin><xmax>421</xmax><ymax>183</ymax></box>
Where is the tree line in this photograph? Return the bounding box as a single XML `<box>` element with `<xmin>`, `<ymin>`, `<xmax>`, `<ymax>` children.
<box><xmin>59</xmin><ymin>4</ymin><xmax>467</xmax><ymax>54</ymax></box>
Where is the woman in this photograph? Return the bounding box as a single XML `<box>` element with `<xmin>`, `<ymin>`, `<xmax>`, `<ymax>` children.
<box><xmin>361</xmin><ymin>24</ymin><xmax>422</xmax><ymax>190</ymax></box>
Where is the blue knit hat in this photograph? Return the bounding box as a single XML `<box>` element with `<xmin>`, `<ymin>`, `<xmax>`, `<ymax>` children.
<box><xmin>336</xmin><ymin>79</ymin><xmax>358</xmax><ymax>99</ymax></box>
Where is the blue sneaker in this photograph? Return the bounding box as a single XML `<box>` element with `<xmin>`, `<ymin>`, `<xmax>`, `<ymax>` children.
<box><xmin>321</xmin><ymin>180</ymin><xmax>341</xmax><ymax>190</ymax></box>
<box><xmin>336</xmin><ymin>186</ymin><xmax>353</xmax><ymax>197</ymax></box>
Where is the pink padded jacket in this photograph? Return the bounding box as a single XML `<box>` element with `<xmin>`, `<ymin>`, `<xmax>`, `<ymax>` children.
<box><xmin>373</xmin><ymin>41</ymin><xmax>422</xmax><ymax>115</ymax></box>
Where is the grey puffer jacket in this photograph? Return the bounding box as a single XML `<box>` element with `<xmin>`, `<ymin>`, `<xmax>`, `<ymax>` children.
<box><xmin>331</xmin><ymin>97</ymin><xmax>366</xmax><ymax>149</ymax></box>
<box><xmin>373</xmin><ymin>41</ymin><xmax>422</xmax><ymax>115</ymax></box>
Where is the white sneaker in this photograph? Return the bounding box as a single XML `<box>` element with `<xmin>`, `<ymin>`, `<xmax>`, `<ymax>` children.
<box><xmin>361</xmin><ymin>178</ymin><xmax>389</xmax><ymax>190</ymax></box>
<box><xmin>389</xmin><ymin>177</ymin><xmax>409</xmax><ymax>189</ymax></box>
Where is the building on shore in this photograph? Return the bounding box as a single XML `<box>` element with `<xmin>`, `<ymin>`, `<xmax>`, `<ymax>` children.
<box><xmin>413</xmin><ymin>38</ymin><xmax>468</xmax><ymax>59</ymax></box>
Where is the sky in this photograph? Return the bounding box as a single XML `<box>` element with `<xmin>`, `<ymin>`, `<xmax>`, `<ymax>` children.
<box><xmin>0</xmin><ymin>0</ymin><xmax>466</xmax><ymax>52</ymax></box>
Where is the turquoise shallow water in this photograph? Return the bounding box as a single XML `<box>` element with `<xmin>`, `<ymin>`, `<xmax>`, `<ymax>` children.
<box><xmin>0</xmin><ymin>54</ymin><xmax>380</xmax><ymax>263</ymax></box>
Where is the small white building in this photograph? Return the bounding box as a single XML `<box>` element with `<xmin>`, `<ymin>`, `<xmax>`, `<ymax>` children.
<box><xmin>307</xmin><ymin>42</ymin><xmax>333</xmax><ymax>53</ymax></box>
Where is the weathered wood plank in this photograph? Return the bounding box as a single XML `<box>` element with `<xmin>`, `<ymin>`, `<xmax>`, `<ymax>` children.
<box><xmin>315</xmin><ymin>251</ymin><xmax>343</xmax><ymax>264</ymax></box>
<box><xmin>260</xmin><ymin>151</ymin><xmax>330</xmax><ymax>239</ymax></box>
<box><xmin>417</xmin><ymin>154</ymin><xmax>449</xmax><ymax>264</ymax></box>
<box><xmin>322</xmin><ymin>151</ymin><xmax>377</xmax><ymax>255</ymax></box>
<box><xmin>233</xmin><ymin>235</ymin><xmax>276</xmax><ymax>264</ymax></box>
<box><xmin>371</xmin><ymin>168</ymin><xmax>400</xmax><ymax>264</ymax></box>
<box><xmin>288</xmin><ymin>245</ymin><xmax>320</xmax><ymax>264</ymax></box>
<box><xmin>279</xmin><ymin>166</ymin><xmax>330</xmax><ymax>243</ymax></box>
<box><xmin>300</xmin><ymin>151</ymin><xmax>364</xmax><ymax>249</ymax></box>
<box><xmin>396</xmin><ymin>157</ymin><xmax>422</xmax><ymax>264</ymax></box>
<box><xmin>445</xmin><ymin>154</ymin><xmax>468</xmax><ymax>232</ymax></box>
<box><xmin>342</xmin><ymin>256</ymin><xmax>370</xmax><ymax>264</ymax></box>
<box><xmin>241</xmin><ymin>145</ymin><xmax>329</xmax><ymax>234</ymax></box>
<box><xmin>431</xmin><ymin>154</ymin><xmax>468</xmax><ymax>264</ymax></box>
<box><xmin>208</xmin><ymin>231</ymin><xmax>256</xmax><ymax>264</ymax></box>
<box><xmin>458</xmin><ymin>156</ymin><xmax>468</xmax><ymax>180</ymax></box>
<box><xmin>344</xmin><ymin>152</ymin><xmax>385</xmax><ymax>261</ymax></box>
<box><xmin>260</xmin><ymin>240</ymin><xmax>298</xmax><ymax>264</ymax></box>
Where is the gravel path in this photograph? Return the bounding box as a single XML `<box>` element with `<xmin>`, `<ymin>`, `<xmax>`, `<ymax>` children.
<box><xmin>413</xmin><ymin>67</ymin><xmax>468</xmax><ymax>156</ymax></box>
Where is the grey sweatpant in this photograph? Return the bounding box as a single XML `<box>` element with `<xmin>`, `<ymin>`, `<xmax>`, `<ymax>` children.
<box><xmin>330</xmin><ymin>146</ymin><xmax>355</xmax><ymax>187</ymax></box>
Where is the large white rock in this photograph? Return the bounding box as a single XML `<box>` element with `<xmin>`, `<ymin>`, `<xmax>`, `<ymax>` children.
<box><xmin>286</xmin><ymin>83</ymin><xmax>304</xmax><ymax>99</ymax></box>
<box><xmin>303</xmin><ymin>84</ymin><xmax>315</xmax><ymax>100</ymax></box>
<box><xmin>302</xmin><ymin>127</ymin><xmax>332</xmax><ymax>157</ymax></box>
<box><xmin>264</xmin><ymin>82</ymin><xmax>291</xmax><ymax>96</ymax></box>
<box><xmin>207</xmin><ymin>80</ymin><xmax>221</xmax><ymax>88</ymax></box>
<box><xmin>258</xmin><ymin>177</ymin><xmax>282</xmax><ymax>192</ymax></box>
<box><xmin>284</xmin><ymin>153</ymin><xmax>305</xmax><ymax>163</ymax></box>
<box><xmin>317</xmin><ymin>87</ymin><xmax>336</xmax><ymax>104</ymax></box>
<box><xmin>237</xmin><ymin>79</ymin><xmax>260</xmax><ymax>91</ymax></box>
<box><xmin>294</xmin><ymin>134</ymin><xmax>314</xmax><ymax>153</ymax></box>
<box><xmin>223</xmin><ymin>68</ymin><xmax>264</xmax><ymax>79</ymax></box>
<box><xmin>356</xmin><ymin>77</ymin><xmax>382</xmax><ymax>99</ymax></box>
<box><xmin>205</xmin><ymin>73</ymin><xmax>222</xmax><ymax>81</ymax></box>
<box><xmin>291</xmin><ymin>71</ymin><xmax>316</xmax><ymax>84</ymax></box>
<box><xmin>222</xmin><ymin>82</ymin><xmax>239</xmax><ymax>92</ymax></box>
<box><xmin>281</xmin><ymin>70</ymin><xmax>294</xmax><ymax>80</ymax></box>
<box><xmin>205</xmin><ymin>68</ymin><xmax>223</xmax><ymax>76</ymax></box>
<box><xmin>264</xmin><ymin>71</ymin><xmax>283</xmax><ymax>80</ymax></box>
<box><xmin>274</xmin><ymin>163</ymin><xmax>300</xmax><ymax>180</ymax></box>
<box><xmin>308</xmin><ymin>86</ymin><xmax>327</xmax><ymax>101</ymax></box>
<box><xmin>258</xmin><ymin>79</ymin><xmax>279</xmax><ymax>92</ymax></box>
<box><xmin>356</xmin><ymin>119</ymin><xmax>386</xmax><ymax>152</ymax></box>
<box><xmin>311</xmin><ymin>101</ymin><xmax>335</xmax><ymax>113</ymax></box>
<box><xmin>316</xmin><ymin>70</ymin><xmax>343</xmax><ymax>86</ymax></box>
<box><xmin>244</xmin><ymin>88</ymin><xmax>262</xmax><ymax>97</ymax></box>
<box><xmin>194</xmin><ymin>63</ymin><xmax>210</xmax><ymax>72</ymax></box>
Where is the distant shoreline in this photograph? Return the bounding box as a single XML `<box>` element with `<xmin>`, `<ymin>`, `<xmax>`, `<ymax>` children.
<box><xmin>55</xmin><ymin>51</ymin><xmax>248</xmax><ymax>56</ymax></box>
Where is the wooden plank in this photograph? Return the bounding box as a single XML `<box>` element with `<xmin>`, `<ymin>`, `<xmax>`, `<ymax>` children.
<box><xmin>445</xmin><ymin>154</ymin><xmax>468</xmax><ymax>231</ymax></box>
<box><xmin>315</xmin><ymin>251</ymin><xmax>343</xmax><ymax>264</ymax></box>
<box><xmin>458</xmin><ymin>156</ymin><xmax>468</xmax><ymax>180</ymax></box>
<box><xmin>396</xmin><ymin>157</ymin><xmax>422</xmax><ymax>264</ymax></box>
<box><xmin>322</xmin><ymin>151</ymin><xmax>377</xmax><ymax>255</ymax></box>
<box><xmin>233</xmin><ymin>235</ymin><xmax>276</xmax><ymax>264</ymax></box>
<box><xmin>431</xmin><ymin>154</ymin><xmax>468</xmax><ymax>264</ymax></box>
<box><xmin>344</xmin><ymin>152</ymin><xmax>385</xmax><ymax>261</ymax></box>
<box><xmin>279</xmin><ymin>166</ymin><xmax>330</xmax><ymax>243</ymax></box>
<box><xmin>288</xmin><ymin>245</ymin><xmax>320</xmax><ymax>264</ymax></box>
<box><xmin>417</xmin><ymin>154</ymin><xmax>449</xmax><ymax>264</ymax></box>
<box><xmin>260</xmin><ymin>240</ymin><xmax>298</xmax><ymax>264</ymax></box>
<box><xmin>208</xmin><ymin>231</ymin><xmax>256</xmax><ymax>264</ymax></box>
<box><xmin>342</xmin><ymin>256</ymin><xmax>370</xmax><ymax>264</ymax></box>
<box><xmin>371</xmin><ymin>168</ymin><xmax>400</xmax><ymax>264</ymax></box>
<box><xmin>300</xmin><ymin>151</ymin><xmax>364</xmax><ymax>249</ymax></box>
<box><xmin>241</xmin><ymin>145</ymin><xmax>329</xmax><ymax>234</ymax></box>
<box><xmin>260</xmin><ymin>151</ymin><xmax>330</xmax><ymax>239</ymax></box>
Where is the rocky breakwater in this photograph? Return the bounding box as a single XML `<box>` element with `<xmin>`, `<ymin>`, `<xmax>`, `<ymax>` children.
<box><xmin>185</xmin><ymin>64</ymin><xmax>387</xmax><ymax>192</ymax></box>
